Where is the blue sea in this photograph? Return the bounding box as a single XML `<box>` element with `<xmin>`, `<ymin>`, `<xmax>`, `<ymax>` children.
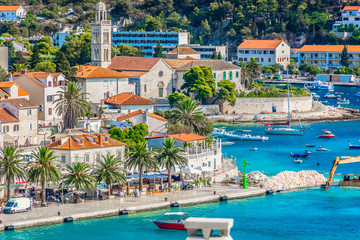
<box><xmin>3</xmin><ymin>85</ymin><xmax>360</xmax><ymax>239</ymax></box>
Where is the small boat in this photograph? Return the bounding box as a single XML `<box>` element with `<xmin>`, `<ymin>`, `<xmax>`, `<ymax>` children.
<box><xmin>152</xmin><ymin>212</ymin><xmax>190</xmax><ymax>230</ymax></box>
<box><xmin>212</xmin><ymin>128</ymin><xmax>226</xmax><ymax>137</ymax></box>
<box><xmin>356</xmin><ymin>92</ymin><xmax>360</xmax><ymax>97</ymax></box>
<box><xmin>336</xmin><ymin>98</ymin><xmax>350</xmax><ymax>105</ymax></box>
<box><xmin>249</xmin><ymin>147</ymin><xmax>258</xmax><ymax>151</ymax></box>
<box><xmin>317</xmin><ymin>146</ymin><xmax>330</xmax><ymax>151</ymax></box>
<box><xmin>237</xmin><ymin>129</ymin><xmax>251</xmax><ymax>133</ymax></box>
<box><xmin>306</xmin><ymin>144</ymin><xmax>316</xmax><ymax>147</ymax></box>
<box><xmin>294</xmin><ymin>159</ymin><xmax>303</xmax><ymax>164</ymax></box>
<box><xmin>290</xmin><ymin>152</ymin><xmax>309</xmax><ymax>158</ymax></box>
<box><xmin>335</xmin><ymin>92</ymin><xmax>343</xmax><ymax>95</ymax></box>
<box><xmin>223</xmin><ymin>132</ymin><xmax>268</xmax><ymax>141</ymax></box>
<box><xmin>305</xmin><ymin>81</ymin><xmax>334</xmax><ymax>91</ymax></box>
<box><xmin>323</xmin><ymin>93</ymin><xmax>339</xmax><ymax>99</ymax></box>
<box><xmin>349</xmin><ymin>141</ymin><xmax>360</xmax><ymax>149</ymax></box>
<box><xmin>317</xmin><ymin>131</ymin><xmax>335</xmax><ymax>139</ymax></box>
<box><xmin>221</xmin><ymin>142</ymin><xmax>234</xmax><ymax>146</ymax></box>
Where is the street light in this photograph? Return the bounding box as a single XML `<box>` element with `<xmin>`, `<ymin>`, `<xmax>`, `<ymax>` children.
<box><xmin>242</xmin><ymin>159</ymin><xmax>250</xmax><ymax>189</ymax></box>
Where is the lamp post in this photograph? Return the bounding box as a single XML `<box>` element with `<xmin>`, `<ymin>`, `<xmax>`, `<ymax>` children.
<box><xmin>242</xmin><ymin>159</ymin><xmax>250</xmax><ymax>189</ymax></box>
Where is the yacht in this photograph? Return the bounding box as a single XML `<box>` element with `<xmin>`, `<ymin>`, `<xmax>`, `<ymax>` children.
<box><xmin>305</xmin><ymin>81</ymin><xmax>334</xmax><ymax>91</ymax></box>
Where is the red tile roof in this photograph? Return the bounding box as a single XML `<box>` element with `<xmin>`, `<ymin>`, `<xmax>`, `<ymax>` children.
<box><xmin>14</xmin><ymin>71</ymin><xmax>62</xmax><ymax>88</ymax></box>
<box><xmin>238</xmin><ymin>39</ymin><xmax>284</xmax><ymax>49</ymax></box>
<box><xmin>102</xmin><ymin>93</ymin><xmax>157</xmax><ymax>106</ymax></box>
<box><xmin>343</xmin><ymin>6</ymin><xmax>360</xmax><ymax>12</ymax></box>
<box><xmin>116</xmin><ymin>110</ymin><xmax>167</xmax><ymax>122</ymax></box>
<box><xmin>0</xmin><ymin>81</ymin><xmax>29</xmax><ymax>97</ymax></box>
<box><xmin>0</xmin><ymin>108</ymin><xmax>19</xmax><ymax>123</ymax></box>
<box><xmin>74</xmin><ymin>65</ymin><xmax>132</xmax><ymax>78</ymax></box>
<box><xmin>108</xmin><ymin>56</ymin><xmax>160</xmax><ymax>72</ymax></box>
<box><xmin>120</xmin><ymin>71</ymin><xmax>147</xmax><ymax>77</ymax></box>
<box><xmin>298</xmin><ymin>45</ymin><xmax>360</xmax><ymax>53</ymax></box>
<box><xmin>167</xmin><ymin>133</ymin><xmax>206</xmax><ymax>142</ymax></box>
<box><xmin>166</xmin><ymin>47</ymin><xmax>200</xmax><ymax>55</ymax></box>
<box><xmin>0</xmin><ymin>6</ymin><xmax>21</xmax><ymax>11</ymax></box>
<box><xmin>46</xmin><ymin>133</ymin><xmax>126</xmax><ymax>150</ymax></box>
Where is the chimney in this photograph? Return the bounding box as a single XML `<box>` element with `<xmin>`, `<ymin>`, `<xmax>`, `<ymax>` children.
<box><xmin>86</xmin><ymin>122</ymin><xmax>91</xmax><ymax>133</ymax></box>
<box><xmin>107</xmin><ymin>91</ymin><xmax>110</xmax><ymax>98</ymax></box>
<box><xmin>99</xmin><ymin>134</ymin><xmax>103</xmax><ymax>146</ymax></box>
<box><xmin>21</xmin><ymin>69</ymin><xmax>26</xmax><ymax>74</ymax></box>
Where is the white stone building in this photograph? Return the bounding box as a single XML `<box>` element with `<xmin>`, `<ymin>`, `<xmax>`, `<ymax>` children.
<box><xmin>333</xmin><ymin>6</ymin><xmax>360</xmax><ymax>32</ymax></box>
<box><xmin>108</xmin><ymin>57</ymin><xmax>174</xmax><ymax>99</ymax></box>
<box><xmin>13</xmin><ymin>71</ymin><xmax>66</xmax><ymax>127</ymax></box>
<box><xmin>75</xmin><ymin>64</ymin><xmax>135</xmax><ymax>105</ymax></box>
<box><xmin>91</xmin><ymin>2</ymin><xmax>111</xmax><ymax>68</ymax></box>
<box><xmin>165</xmin><ymin>47</ymin><xmax>201</xmax><ymax>60</ymax></box>
<box><xmin>0</xmin><ymin>81</ymin><xmax>29</xmax><ymax>100</ymax></box>
<box><xmin>46</xmin><ymin>133</ymin><xmax>126</xmax><ymax>170</ymax></box>
<box><xmin>237</xmin><ymin>39</ymin><xmax>290</xmax><ymax>68</ymax></box>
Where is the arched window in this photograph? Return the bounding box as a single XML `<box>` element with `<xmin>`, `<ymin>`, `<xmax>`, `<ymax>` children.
<box><xmin>229</xmin><ymin>71</ymin><xmax>233</xmax><ymax>80</ymax></box>
<box><xmin>223</xmin><ymin>71</ymin><xmax>226</xmax><ymax>80</ymax></box>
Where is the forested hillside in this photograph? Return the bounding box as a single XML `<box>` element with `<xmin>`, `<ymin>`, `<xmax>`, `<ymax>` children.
<box><xmin>2</xmin><ymin>0</ymin><xmax>360</xmax><ymax>57</ymax></box>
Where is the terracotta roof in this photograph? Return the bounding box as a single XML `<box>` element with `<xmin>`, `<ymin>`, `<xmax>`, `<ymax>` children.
<box><xmin>6</xmin><ymin>98</ymin><xmax>38</xmax><ymax>108</ymax></box>
<box><xmin>102</xmin><ymin>93</ymin><xmax>157</xmax><ymax>106</ymax></box>
<box><xmin>74</xmin><ymin>65</ymin><xmax>132</xmax><ymax>78</ymax></box>
<box><xmin>0</xmin><ymin>88</ymin><xmax>9</xmax><ymax>96</ymax></box>
<box><xmin>18</xmin><ymin>87</ymin><xmax>29</xmax><ymax>96</ymax></box>
<box><xmin>0</xmin><ymin>6</ymin><xmax>21</xmax><ymax>11</ymax></box>
<box><xmin>0</xmin><ymin>81</ymin><xmax>29</xmax><ymax>97</ymax></box>
<box><xmin>51</xmin><ymin>73</ymin><xmax>62</xmax><ymax>78</ymax></box>
<box><xmin>0</xmin><ymin>108</ymin><xmax>19</xmax><ymax>123</ymax></box>
<box><xmin>298</xmin><ymin>45</ymin><xmax>360</xmax><ymax>53</ymax></box>
<box><xmin>167</xmin><ymin>133</ymin><xmax>206</xmax><ymax>142</ymax></box>
<box><xmin>343</xmin><ymin>6</ymin><xmax>360</xmax><ymax>12</ymax></box>
<box><xmin>185</xmin><ymin>56</ymin><xmax>195</xmax><ymax>60</ymax></box>
<box><xmin>0</xmin><ymin>82</ymin><xmax>15</xmax><ymax>88</ymax></box>
<box><xmin>46</xmin><ymin>133</ymin><xmax>126</xmax><ymax>150</ymax></box>
<box><xmin>176</xmin><ymin>60</ymin><xmax>241</xmax><ymax>71</ymax></box>
<box><xmin>120</xmin><ymin>71</ymin><xmax>147</xmax><ymax>77</ymax></box>
<box><xmin>237</xmin><ymin>39</ymin><xmax>284</xmax><ymax>49</ymax></box>
<box><xmin>108</xmin><ymin>56</ymin><xmax>160</xmax><ymax>72</ymax></box>
<box><xmin>166</xmin><ymin>47</ymin><xmax>200</xmax><ymax>55</ymax></box>
<box><xmin>163</xmin><ymin>59</ymin><xmax>193</xmax><ymax>69</ymax></box>
<box><xmin>116</xmin><ymin>110</ymin><xmax>167</xmax><ymax>122</ymax></box>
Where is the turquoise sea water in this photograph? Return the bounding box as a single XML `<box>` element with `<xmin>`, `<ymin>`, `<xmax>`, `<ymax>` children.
<box><xmin>2</xmin><ymin>186</ymin><xmax>360</xmax><ymax>240</ymax></box>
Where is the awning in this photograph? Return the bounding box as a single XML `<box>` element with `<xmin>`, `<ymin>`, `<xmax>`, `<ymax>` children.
<box><xmin>3</xmin><ymin>133</ymin><xmax>15</xmax><ymax>141</ymax></box>
<box><xmin>126</xmin><ymin>173</ymin><xmax>166</xmax><ymax>179</ymax></box>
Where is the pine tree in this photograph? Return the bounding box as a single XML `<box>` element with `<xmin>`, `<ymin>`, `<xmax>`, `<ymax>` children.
<box><xmin>211</xmin><ymin>51</ymin><xmax>217</xmax><ymax>59</ymax></box>
<box><xmin>55</xmin><ymin>52</ymin><xmax>73</xmax><ymax>79</ymax></box>
<box><xmin>341</xmin><ymin>44</ymin><xmax>349</xmax><ymax>68</ymax></box>
<box><xmin>4</xmin><ymin>41</ymin><xmax>16</xmax><ymax>69</ymax></box>
<box><xmin>217</xmin><ymin>52</ymin><xmax>222</xmax><ymax>60</ymax></box>
<box><xmin>154</xmin><ymin>41</ymin><xmax>166</xmax><ymax>58</ymax></box>
<box><xmin>30</xmin><ymin>44</ymin><xmax>41</xmax><ymax>69</ymax></box>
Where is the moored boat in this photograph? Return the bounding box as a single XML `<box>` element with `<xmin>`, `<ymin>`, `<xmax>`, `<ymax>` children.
<box><xmin>249</xmin><ymin>147</ymin><xmax>258</xmax><ymax>151</ymax></box>
<box><xmin>336</xmin><ymin>98</ymin><xmax>350</xmax><ymax>105</ymax></box>
<box><xmin>306</xmin><ymin>144</ymin><xmax>316</xmax><ymax>147</ymax></box>
<box><xmin>305</xmin><ymin>81</ymin><xmax>334</xmax><ymax>91</ymax></box>
<box><xmin>223</xmin><ymin>132</ymin><xmax>268</xmax><ymax>141</ymax></box>
<box><xmin>290</xmin><ymin>152</ymin><xmax>309</xmax><ymax>158</ymax></box>
<box><xmin>317</xmin><ymin>131</ymin><xmax>335</xmax><ymax>139</ymax></box>
<box><xmin>221</xmin><ymin>141</ymin><xmax>235</xmax><ymax>146</ymax></box>
<box><xmin>237</xmin><ymin>129</ymin><xmax>251</xmax><ymax>133</ymax></box>
<box><xmin>212</xmin><ymin>128</ymin><xmax>226</xmax><ymax>137</ymax></box>
<box><xmin>152</xmin><ymin>212</ymin><xmax>190</xmax><ymax>230</ymax></box>
<box><xmin>317</xmin><ymin>146</ymin><xmax>330</xmax><ymax>151</ymax></box>
<box><xmin>294</xmin><ymin>159</ymin><xmax>303</xmax><ymax>164</ymax></box>
<box><xmin>356</xmin><ymin>92</ymin><xmax>360</xmax><ymax>97</ymax></box>
<box><xmin>349</xmin><ymin>141</ymin><xmax>360</xmax><ymax>149</ymax></box>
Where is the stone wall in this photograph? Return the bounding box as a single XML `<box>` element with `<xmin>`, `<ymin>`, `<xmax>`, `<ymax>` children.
<box><xmin>223</xmin><ymin>96</ymin><xmax>313</xmax><ymax>114</ymax></box>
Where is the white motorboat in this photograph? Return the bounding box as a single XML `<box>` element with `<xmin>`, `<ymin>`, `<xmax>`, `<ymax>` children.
<box><xmin>305</xmin><ymin>81</ymin><xmax>334</xmax><ymax>91</ymax></box>
<box><xmin>249</xmin><ymin>147</ymin><xmax>258</xmax><ymax>151</ymax></box>
<box><xmin>317</xmin><ymin>146</ymin><xmax>330</xmax><ymax>151</ymax></box>
<box><xmin>221</xmin><ymin>141</ymin><xmax>235</xmax><ymax>146</ymax></box>
<box><xmin>336</xmin><ymin>98</ymin><xmax>350</xmax><ymax>105</ymax></box>
<box><xmin>294</xmin><ymin>159</ymin><xmax>303</xmax><ymax>164</ymax></box>
<box><xmin>223</xmin><ymin>132</ymin><xmax>268</xmax><ymax>141</ymax></box>
<box><xmin>212</xmin><ymin>128</ymin><xmax>226</xmax><ymax>137</ymax></box>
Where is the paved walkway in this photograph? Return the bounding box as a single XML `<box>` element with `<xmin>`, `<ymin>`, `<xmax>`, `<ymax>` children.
<box><xmin>0</xmin><ymin>185</ymin><xmax>265</xmax><ymax>230</ymax></box>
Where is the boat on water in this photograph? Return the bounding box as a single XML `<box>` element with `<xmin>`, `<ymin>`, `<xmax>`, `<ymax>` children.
<box><xmin>356</xmin><ymin>92</ymin><xmax>360</xmax><ymax>97</ymax></box>
<box><xmin>237</xmin><ymin>129</ymin><xmax>251</xmax><ymax>133</ymax></box>
<box><xmin>152</xmin><ymin>212</ymin><xmax>190</xmax><ymax>230</ymax></box>
<box><xmin>294</xmin><ymin>159</ymin><xmax>303</xmax><ymax>164</ymax></box>
<box><xmin>223</xmin><ymin>132</ymin><xmax>269</xmax><ymax>141</ymax></box>
<box><xmin>305</xmin><ymin>81</ymin><xmax>334</xmax><ymax>91</ymax></box>
<box><xmin>306</xmin><ymin>144</ymin><xmax>316</xmax><ymax>147</ymax></box>
<box><xmin>264</xmin><ymin>71</ymin><xmax>304</xmax><ymax>136</ymax></box>
<box><xmin>317</xmin><ymin>130</ymin><xmax>335</xmax><ymax>139</ymax></box>
<box><xmin>336</xmin><ymin>98</ymin><xmax>350</xmax><ymax>105</ymax></box>
<box><xmin>212</xmin><ymin>128</ymin><xmax>226</xmax><ymax>137</ymax></box>
<box><xmin>335</xmin><ymin>92</ymin><xmax>343</xmax><ymax>95</ymax></box>
<box><xmin>323</xmin><ymin>93</ymin><xmax>339</xmax><ymax>99</ymax></box>
<box><xmin>221</xmin><ymin>141</ymin><xmax>235</xmax><ymax>146</ymax></box>
<box><xmin>349</xmin><ymin>141</ymin><xmax>360</xmax><ymax>149</ymax></box>
<box><xmin>290</xmin><ymin>152</ymin><xmax>309</xmax><ymax>158</ymax></box>
<box><xmin>249</xmin><ymin>147</ymin><xmax>258</xmax><ymax>151</ymax></box>
<box><xmin>317</xmin><ymin>146</ymin><xmax>330</xmax><ymax>151</ymax></box>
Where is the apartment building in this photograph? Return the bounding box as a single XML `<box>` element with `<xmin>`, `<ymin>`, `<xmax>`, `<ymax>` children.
<box><xmin>111</xmin><ymin>30</ymin><xmax>190</xmax><ymax>57</ymax></box>
<box><xmin>0</xmin><ymin>6</ymin><xmax>26</xmax><ymax>21</ymax></box>
<box><xmin>237</xmin><ymin>39</ymin><xmax>290</xmax><ymax>67</ymax></box>
<box><xmin>297</xmin><ymin>45</ymin><xmax>360</xmax><ymax>70</ymax></box>
<box><xmin>13</xmin><ymin>71</ymin><xmax>66</xmax><ymax>127</ymax></box>
<box><xmin>333</xmin><ymin>6</ymin><xmax>360</xmax><ymax>32</ymax></box>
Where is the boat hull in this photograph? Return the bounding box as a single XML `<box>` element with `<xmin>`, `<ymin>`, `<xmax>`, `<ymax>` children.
<box><xmin>317</xmin><ymin>136</ymin><xmax>334</xmax><ymax>139</ymax></box>
<box><xmin>153</xmin><ymin>220</ymin><xmax>186</xmax><ymax>230</ymax></box>
<box><xmin>349</xmin><ymin>145</ymin><xmax>360</xmax><ymax>149</ymax></box>
<box><xmin>265</xmin><ymin>128</ymin><xmax>303</xmax><ymax>135</ymax></box>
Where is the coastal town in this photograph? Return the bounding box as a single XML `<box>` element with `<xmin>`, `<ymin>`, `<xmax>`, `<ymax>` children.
<box><xmin>1</xmin><ymin>1</ymin><xmax>360</xmax><ymax>239</ymax></box>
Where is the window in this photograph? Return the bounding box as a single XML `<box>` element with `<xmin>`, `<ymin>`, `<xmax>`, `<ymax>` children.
<box><xmin>223</xmin><ymin>71</ymin><xmax>226</xmax><ymax>80</ymax></box>
<box><xmin>107</xmin><ymin>151</ymin><xmax>111</xmax><ymax>156</ymax></box>
<box><xmin>117</xmin><ymin>151</ymin><xmax>122</xmax><ymax>160</ymax></box>
<box><xmin>229</xmin><ymin>71</ymin><xmax>233</xmax><ymax>80</ymax></box>
<box><xmin>270</xmin><ymin>51</ymin><xmax>275</xmax><ymax>54</ymax></box>
<box><xmin>85</xmin><ymin>154</ymin><xmax>90</xmax><ymax>163</ymax></box>
<box><xmin>261</xmin><ymin>58</ymin><xmax>264</xmax><ymax>62</ymax></box>
<box><xmin>159</xmin><ymin>88</ymin><xmax>163</xmax><ymax>97</ymax></box>
<box><xmin>48</xmin><ymin>108</ymin><xmax>52</xmax><ymax>115</ymax></box>
<box><xmin>48</xmin><ymin>81</ymin><xmax>52</xmax><ymax>87</ymax></box>
<box><xmin>29</xmin><ymin>123</ymin><xmax>32</xmax><ymax>130</ymax></box>
<box><xmin>239</xmin><ymin>50</ymin><xmax>244</xmax><ymax>54</ymax></box>
<box><xmin>257</xmin><ymin>50</ymin><xmax>262</xmax><ymax>54</ymax></box>
<box><xmin>28</xmin><ymin>109</ymin><xmax>32</xmax><ymax>116</ymax></box>
<box><xmin>213</xmin><ymin>73</ymin><xmax>216</xmax><ymax>78</ymax></box>
<box><xmin>245</xmin><ymin>50</ymin><xmax>249</xmax><ymax>54</ymax></box>
<box><xmin>236</xmin><ymin>72</ymin><xmax>239</xmax><ymax>78</ymax></box>
<box><xmin>239</xmin><ymin>58</ymin><xmax>243</xmax><ymax>61</ymax></box>
<box><xmin>263</xmin><ymin>50</ymin><xmax>268</xmax><ymax>54</ymax></box>
<box><xmin>61</xmin><ymin>155</ymin><xmax>66</xmax><ymax>163</ymax></box>
<box><xmin>244</xmin><ymin>58</ymin><xmax>247</xmax><ymax>61</ymax></box>
<box><xmin>75</xmin><ymin>155</ymin><xmax>79</xmax><ymax>162</ymax></box>
<box><xmin>3</xmin><ymin>126</ymin><xmax>9</xmax><ymax>133</ymax></box>
<box><xmin>47</xmin><ymin>95</ymin><xmax>53</xmax><ymax>102</ymax></box>
<box><xmin>13</xmin><ymin>125</ymin><xmax>19</xmax><ymax>132</ymax></box>
<box><xmin>96</xmin><ymin>153</ymin><xmax>101</xmax><ymax>161</ymax></box>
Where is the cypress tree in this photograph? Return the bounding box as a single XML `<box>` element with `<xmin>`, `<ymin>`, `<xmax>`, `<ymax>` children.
<box><xmin>340</xmin><ymin>44</ymin><xmax>349</xmax><ymax>68</ymax></box>
<box><xmin>217</xmin><ymin>52</ymin><xmax>222</xmax><ymax>60</ymax></box>
<box><xmin>154</xmin><ymin>41</ymin><xmax>166</xmax><ymax>58</ymax></box>
<box><xmin>211</xmin><ymin>51</ymin><xmax>217</xmax><ymax>59</ymax></box>
<box><xmin>55</xmin><ymin>51</ymin><xmax>74</xmax><ymax>80</ymax></box>
<box><xmin>30</xmin><ymin>44</ymin><xmax>41</xmax><ymax>69</ymax></box>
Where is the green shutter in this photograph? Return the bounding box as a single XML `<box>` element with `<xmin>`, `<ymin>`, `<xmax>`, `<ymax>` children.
<box><xmin>159</xmin><ymin>88</ymin><xmax>163</xmax><ymax>97</ymax></box>
<box><xmin>229</xmin><ymin>71</ymin><xmax>233</xmax><ymax>80</ymax></box>
<box><xmin>236</xmin><ymin>71</ymin><xmax>239</xmax><ymax>78</ymax></box>
<box><xmin>223</xmin><ymin>71</ymin><xmax>226</xmax><ymax>80</ymax></box>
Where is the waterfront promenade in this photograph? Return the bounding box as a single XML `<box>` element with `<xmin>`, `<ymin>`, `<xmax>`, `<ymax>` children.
<box><xmin>0</xmin><ymin>185</ymin><xmax>265</xmax><ymax>231</ymax></box>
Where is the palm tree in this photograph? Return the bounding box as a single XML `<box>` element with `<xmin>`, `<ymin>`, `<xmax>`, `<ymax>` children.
<box><xmin>246</xmin><ymin>58</ymin><xmax>263</xmax><ymax>88</ymax></box>
<box><xmin>125</xmin><ymin>142</ymin><xmax>156</xmax><ymax>192</ymax></box>
<box><xmin>0</xmin><ymin>146</ymin><xmax>26</xmax><ymax>201</ymax></box>
<box><xmin>93</xmin><ymin>155</ymin><xmax>127</xmax><ymax>195</ymax></box>
<box><xmin>54</xmin><ymin>81</ymin><xmax>90</xmax><ymax>130</ymax></box>
<box><xmin>28</xmin><ymin>147</ymin><xmax>62</xmax><ymax>207</ymax></box>
<box><xmin>63</xmin><ymin>162</ymin><xmax>96</xmax><ymax>191</ymax></box>
<box><xmin>172</xmin><ymin>98</ymin><xmax>205</xmax><ymax>134</ymax></box>
<box><xmin>156</xmin><ymin>138</ymin><xmax>187</xmax><ymax>188</ymax></box>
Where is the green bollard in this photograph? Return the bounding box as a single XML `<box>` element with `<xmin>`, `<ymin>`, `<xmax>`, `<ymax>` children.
<box><xmin>242</xmin><ymin>159</ymin><xmax>250</xmax><ymax>189</ymax></box>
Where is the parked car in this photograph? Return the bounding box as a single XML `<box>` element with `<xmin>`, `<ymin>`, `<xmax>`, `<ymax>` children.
<box><xmin>3</xmin><ymin>198</ymin><xmax>31</xmax><ymax>214</ymax></box>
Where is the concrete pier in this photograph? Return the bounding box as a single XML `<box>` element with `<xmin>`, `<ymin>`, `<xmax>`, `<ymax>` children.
<box><xmin>0</xmin><ymin>185</ymin><xmax>266</xmax><ymax>231</ymax></box>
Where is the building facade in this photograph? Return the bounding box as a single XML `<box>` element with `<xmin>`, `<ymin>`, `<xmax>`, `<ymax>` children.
<box><xmin>165</xmin><ymin>47</ymin><xmax>201</xmax><ymax>59</ymax></box>
<box><xmin>53</xmin><ymin>32</ymin><xmax>71</xmax><ymax>48</ymax></box>
<box><xmin>13</xmin><ymin>71</ymin><xmax>66</xmax><ymax>127</ymax></box>
<box><xmin>333</xmin><ymin>6</ymin><xmax>360</xmax><ymax>32</ymax></box>
<box><xmin>297</xmin><ymin>45</ymin><xmax>360</xmax><ymax>70</ymax></box>
<box><xmin>0</xmin><ymin>82</ymin><xmax>29</xmax><ymax>100</ymax></box>
<box><xmin>91</xmin><ymin>2</ymin><xmax>112</xmax><ymax>68</ymax></box>
<box><xmin>111</xmin><ymin>30</ymin><xmax>190</xmax><ymax>57</ymax></box>
<box><xmin>108</xmin><ymin>57</ymin><xmax>174</xmax><ymax>99</ymax></box>
<box><xmin>0</xmin><ymin>6</ymin><xmax>26</xmax><ymax>21</ymax></box>
<box><xmin>237</xmin><ymin>39</ymin><xmax>290</xmax><ymax>67</ymax></box>
<box><xmin>160</xmin><ymin>44</ymin><xmax>228</xmax><ymax>61</ymax></box>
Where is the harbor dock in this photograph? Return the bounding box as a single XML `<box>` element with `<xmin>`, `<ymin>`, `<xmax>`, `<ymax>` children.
<box><xmin>0</xmin><ymin>185</ymin><xmax>266</xmax><ymax>231</ymax></box>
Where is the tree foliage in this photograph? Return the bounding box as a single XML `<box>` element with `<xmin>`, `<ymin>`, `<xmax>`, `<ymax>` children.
<box><xmin>341</xmin><ymin>44</ymin><xmax>349</xmax><ymax>68</ymax></box>
<box><xmin>153</xmin><ymin>41</ymin><xmax>166</xmax><ymax>58</ymax></box>
<box><xmin>109</xmin><ymin>123</ymin><xmax>149</xmax><ymax>148</ymax></box>
<box><xmin>111</xmin><ymin>44</ymin><xmax>144</xmax><ymax>57</ymax></box>
<box><xmin>216</xmin><ymin>80</ymin><xmax>236</xmax><ymax>104</ymax></box>
<box><xmin>167</xmin><ymin>91</ymin><xmax>190</xmax><ymax>108</ymax></box>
